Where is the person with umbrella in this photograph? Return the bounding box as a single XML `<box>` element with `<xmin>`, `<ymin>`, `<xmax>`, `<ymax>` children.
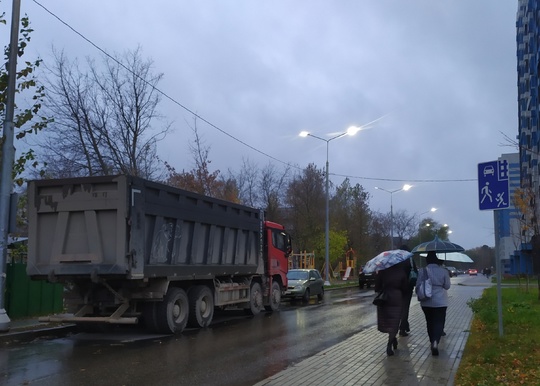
<box><xmin>412</xmin><ymin>235</ymin><xmax>462</xmax><ymax>356</ymax></box>
<box><xmin>416</xmin><ymin>251</ymin><xmax>451</xmax><ymax>356</ymax></box>
<box><xmin>366</xmin><ymin>250</ymin><xmax>411</xmax><ymax>356</ymax></box>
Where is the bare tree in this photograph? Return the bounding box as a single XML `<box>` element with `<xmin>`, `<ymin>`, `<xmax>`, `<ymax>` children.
<box><xmin>259</xmin><ymin>162</ymin><xmax>290</xmax><ymax>223</ymax></box>
<box><xmin>236</xmin><ymin>158</ymin><xmax>260</xmax><ymax>207</ymax></box>
<box><xmin>393</xmin><ymin>209</ymin><xmax>418</xmax><ymax>246</ymax></box>
<box><xmin>38</xmin><ymin>47</ymin><xmax>169</xmax><ymax>179</ymax></box>
<box><xmin>166</xmin><ymin>121</ymin><xmax>239</xmax><ymax>202</ymax></box>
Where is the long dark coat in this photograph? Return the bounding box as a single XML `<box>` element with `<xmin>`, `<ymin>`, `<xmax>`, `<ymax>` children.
<box><xmin>375</xmin><ymin>259</ymin><xmax>410</xmax><ymax>334</ymax></box>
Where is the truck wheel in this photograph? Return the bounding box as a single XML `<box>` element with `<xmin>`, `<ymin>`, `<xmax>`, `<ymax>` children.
<box><xmin>142</xmin><ymin>302</ymin><xmax>159</xmax><ymax>333</ymax></box>
<box><xmin>264</xmin><ymin>281</ymin><xmax>281</xmax><ymax>312</ymax></box>
<box><xmin>155</xmin><ymin>287</ymin><xmax>189</xmax><ymax>334</ymax></box>
<box><xmin>245</xmin><ymin>282</ymin><xmax>263</xmax><ymax>315</ymax></box>
<box><xmin>187</xmin><ymin>285</ymin><xmax>214</xmax><ymax>328</ymax></box>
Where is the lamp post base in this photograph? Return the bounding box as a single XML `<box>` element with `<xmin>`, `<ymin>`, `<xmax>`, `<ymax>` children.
<box><xmin>324</xmin><ymin>280</ymin><xmax>331</xmax><ymax>286</ymax></box>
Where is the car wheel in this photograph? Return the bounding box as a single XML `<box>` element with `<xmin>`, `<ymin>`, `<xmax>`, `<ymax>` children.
<box><xmin>317</xmin><ymin>287</ymin><xmax>324</xmax><ymax>301</ymax></box>
<box><xmin>302</xmin><ymin>288</ymin><xmax>310</xmax><ymax>303</ymax></box>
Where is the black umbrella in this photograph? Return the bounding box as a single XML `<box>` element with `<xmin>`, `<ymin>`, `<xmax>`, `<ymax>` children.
<box><xmin>411</xmin><ymin>236</ymin><xmax>465</xmax><ymax>254</ymax></box>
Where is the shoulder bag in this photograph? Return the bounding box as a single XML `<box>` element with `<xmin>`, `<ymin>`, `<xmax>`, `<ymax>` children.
<box><xmin>416</xmin><ymin>267</ymin><xmax>432</xmax><ymax>301</ymax></box>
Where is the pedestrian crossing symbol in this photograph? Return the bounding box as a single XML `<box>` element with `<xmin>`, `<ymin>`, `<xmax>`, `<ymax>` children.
<box><xmin>478</xmin><ymin>160</ymin><xmax>509</xmax><ymax>211</ymax></box>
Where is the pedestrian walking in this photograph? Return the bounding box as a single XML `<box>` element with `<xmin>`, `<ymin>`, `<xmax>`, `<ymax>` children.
<box><xmin>398</xmin><ymin>245</ymin><xmax>417</xmax><ymax>337</ymax></box>
<box><xmin>416</xmin><ymin>251</ymin><xmax>451</xmax><ymax>356</ymax></box>
<box><xmin>374</xmin><ymin>258</ymin><xmax>410</xmax><ymax>356</ymax></box>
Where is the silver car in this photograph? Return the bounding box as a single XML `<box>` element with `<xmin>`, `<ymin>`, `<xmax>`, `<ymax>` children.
<box><xmin>284</xmin><ymin>269</ymin><xmax>325</xmax><ymax>302</ymax></box>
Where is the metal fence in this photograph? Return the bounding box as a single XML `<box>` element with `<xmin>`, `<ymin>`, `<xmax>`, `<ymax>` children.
<box><xmin>5</xmin><ymin>253</ymin><xmax>63</xmax><ymax>318</ymax></box>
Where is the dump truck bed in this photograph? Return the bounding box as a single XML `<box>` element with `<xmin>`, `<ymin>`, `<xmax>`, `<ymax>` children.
<box><xmin>27</xmin><ymin>175</ymin><xmax>263</xmax><ymax>281</ymax></box>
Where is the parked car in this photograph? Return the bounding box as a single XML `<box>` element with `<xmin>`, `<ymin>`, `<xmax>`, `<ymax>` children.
<box><xmin>358</xmin><ymin>266</ymin><xmax>376</xmax><ymax>289</ymax></box>
<box><xmin>445</xmin><ymin>266</ymin><xmax>458</xmax><ymax>277</ymax></box>
<box><xmin>284</xmin><ymin>269</ymin><xmax>325</xmax><ymax>302</ymax></box>
<box><xmin>468</xmin><ymin>268</ymin><xmax>478</xmax><ymax>276</ymax></box>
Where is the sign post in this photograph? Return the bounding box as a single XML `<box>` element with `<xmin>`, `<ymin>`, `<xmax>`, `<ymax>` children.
<box><xmin>478</xmin><ymin>160</ymin><xmax>508</xmax><ymax>337</ymax></box>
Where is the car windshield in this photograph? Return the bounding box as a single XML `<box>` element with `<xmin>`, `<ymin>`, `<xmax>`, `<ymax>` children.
<box><xmin>287</xmin><ymin>270</ymin><xmax>308</xmax><ymax>280</ymax></box>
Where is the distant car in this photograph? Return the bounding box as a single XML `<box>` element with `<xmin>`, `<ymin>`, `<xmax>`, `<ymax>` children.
<box><xmin>358</xmin><ymin>266</ymin><xmax>376</xmax><ymax>289</ymax></box>
<box><xmin>468</xmin><ymin>268</ymin><xmax>478</xmax><ymax>276</ymax></box>
<box><xmin>445</xmin><ymin>266</ymin><xmax>458</xmax><ymax>277</ymax></box>
<box><xmin>284</xmin><ymin>269</ymin><xmax>325</xmax><ymax>302</ymax></box>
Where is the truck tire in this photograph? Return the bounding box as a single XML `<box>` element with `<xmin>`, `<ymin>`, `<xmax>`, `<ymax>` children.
<box><xmin>142</xmin><ymin>302</ymin><xmax>159</xmax><ymax>333</ymax></box>
<box><xmin>245</xmin><ymin>282</ymin><xmax>263</xmax><ymax>316</ymax></box>
<box><xmin>187</xmin><ymin>285</ymin><xmax>214</xmax><ymax>328</ymax></box>
<box><xmin>155</xmin><ymin>287</ymin><xmax>189</xmax><ymax>334</ymax></box>
<box><xmin>264</xmin><ymin>281</ymin><xmax>281</xmax><ymax>312</ymax></box>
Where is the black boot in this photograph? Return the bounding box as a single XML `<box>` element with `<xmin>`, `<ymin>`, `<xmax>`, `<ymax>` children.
<box><xmin>386</xmin><ymin>342</ymin><xmax>394</xmax><ymax>356</ymax></box>
<box><xmin>392</xmin><ymin>337</ymin><xmax>398</xmax><ymax>349</ymax></box>
<box><xmin>431</xmin><ymin>341</ymin><xmax>439</xmax><ymax>356</ymax></box>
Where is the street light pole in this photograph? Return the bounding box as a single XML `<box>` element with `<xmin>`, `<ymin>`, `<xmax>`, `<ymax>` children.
<box><xmin>300</xmin><ymin>126</ymin><xmax>363</xmax><ymax>286</ymax></box>
<box><xmin>375</xmin><ymin>184</ymin><xmax>412</xmax><ymax>250</ymax></box>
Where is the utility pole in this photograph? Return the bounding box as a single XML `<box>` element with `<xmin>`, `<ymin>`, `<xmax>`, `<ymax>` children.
<box><xmin>0</xmin><ymin>0</ymin><xmax>22</xmax><ymax>332</ymax></box>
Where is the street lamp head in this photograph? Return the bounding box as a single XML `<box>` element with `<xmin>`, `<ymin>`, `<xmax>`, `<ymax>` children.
<box><xmin>430</xmin><ymin>207</ymin><xmax>437</xmax><ymax>212</ymax></box>
<box><xmin>402</xmin><ymin>184</ymin><xmax>412</xmax><ymax>191</ymax></box>
<box><xmin>299</xmin><ymin>131</ymin><xmax>309</xmax><ymax>137</ymax></box>
<box><xmin>346</xmin><ymin>125</ymin><xmax>362</xmax><ymax>136</ymax></box>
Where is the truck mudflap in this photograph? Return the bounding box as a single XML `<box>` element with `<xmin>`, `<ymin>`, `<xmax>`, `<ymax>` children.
<box><xmin>38</xmin><ymin>303</ymin><xmax>138</xmax><ymax>325</ymax></box>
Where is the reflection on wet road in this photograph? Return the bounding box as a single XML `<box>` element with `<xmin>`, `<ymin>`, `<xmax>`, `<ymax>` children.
<box><xmin>1</xmin><ymin>287</ymin><xmax>377</xmax><ymax>386</ymax></box>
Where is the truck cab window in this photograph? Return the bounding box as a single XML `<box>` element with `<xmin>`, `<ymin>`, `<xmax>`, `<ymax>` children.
<box><xmin>272</xmin><ymin>230</ymin><xmax>286</xmax><ymax>252</ymax></box>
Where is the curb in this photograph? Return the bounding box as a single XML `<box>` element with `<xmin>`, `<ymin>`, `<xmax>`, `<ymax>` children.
<box><xmin>0</xmin><ymin>324</ymin><xmax>76</xmax><ymax>345</ymax></box>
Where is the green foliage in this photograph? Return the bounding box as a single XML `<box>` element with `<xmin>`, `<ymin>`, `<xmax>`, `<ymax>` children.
<box><xmin>1</xmin><ymin>4</ymin><xmax>50</xmax><ymax>183</ymax></box>
<box><xmin>312</xmin><ymin>229</ymin><xmax>348</xmax><ymax>269</ymax></box>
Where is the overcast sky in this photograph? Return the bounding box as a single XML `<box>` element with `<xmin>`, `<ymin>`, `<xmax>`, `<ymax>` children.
<box><xmin>4</xmin><ymin>1</ymin><xmax>519</xmax><ymax>250</ymax></box>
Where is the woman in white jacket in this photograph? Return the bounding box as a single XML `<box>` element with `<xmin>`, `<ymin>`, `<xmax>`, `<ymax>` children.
<box><xmin>416</xmin><ymin>251</ymin><xmax>451</xmax><ymax>356</ymax></box>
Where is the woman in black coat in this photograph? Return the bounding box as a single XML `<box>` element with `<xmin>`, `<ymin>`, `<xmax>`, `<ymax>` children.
<box><xmin>375</xmin><ymin>258</ymin><xmax>411</xmax><ymax>356</ymax></box>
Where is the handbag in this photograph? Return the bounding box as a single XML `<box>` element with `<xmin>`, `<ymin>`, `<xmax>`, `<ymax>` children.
<box><xmin>372</xmin><ymin>290</ymin><xmax>388</xmax><ymax>306</ymax></box>
<box><xmin>416</xmin><ymin>267</ymin><xmax>432</xmax><ymax>301</ymax></box>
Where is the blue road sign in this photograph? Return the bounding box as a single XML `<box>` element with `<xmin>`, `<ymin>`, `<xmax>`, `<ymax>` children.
<box><xmin>478</xmin><ymin>160</ymin><xmax>509</xmax><ymax>211</ymax></box>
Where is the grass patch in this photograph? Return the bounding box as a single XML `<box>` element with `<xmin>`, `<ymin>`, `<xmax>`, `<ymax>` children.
<box><xmin>455</xmin><ymin>286</ymin><xmax>540</xmax><ymax>386</ymax></box>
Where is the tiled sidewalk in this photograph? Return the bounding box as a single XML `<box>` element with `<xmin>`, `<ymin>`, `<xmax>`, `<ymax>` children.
<box><xmin>255</xmin><ymin>279</ymin><xmax>487</xmax><ymax>386</ymax></box>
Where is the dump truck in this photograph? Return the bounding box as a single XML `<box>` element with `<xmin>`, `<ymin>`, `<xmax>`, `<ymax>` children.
<box><xmin>27</xmin><ymin>175</ymin><xmax>291</xmax><ymax>334</ymax></box>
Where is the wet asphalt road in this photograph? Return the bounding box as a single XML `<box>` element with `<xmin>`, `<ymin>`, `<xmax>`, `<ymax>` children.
<box><xmin>1</xmin><ymin>287</ymin><xmax>377</xmax><ymax>386</ymax></box>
